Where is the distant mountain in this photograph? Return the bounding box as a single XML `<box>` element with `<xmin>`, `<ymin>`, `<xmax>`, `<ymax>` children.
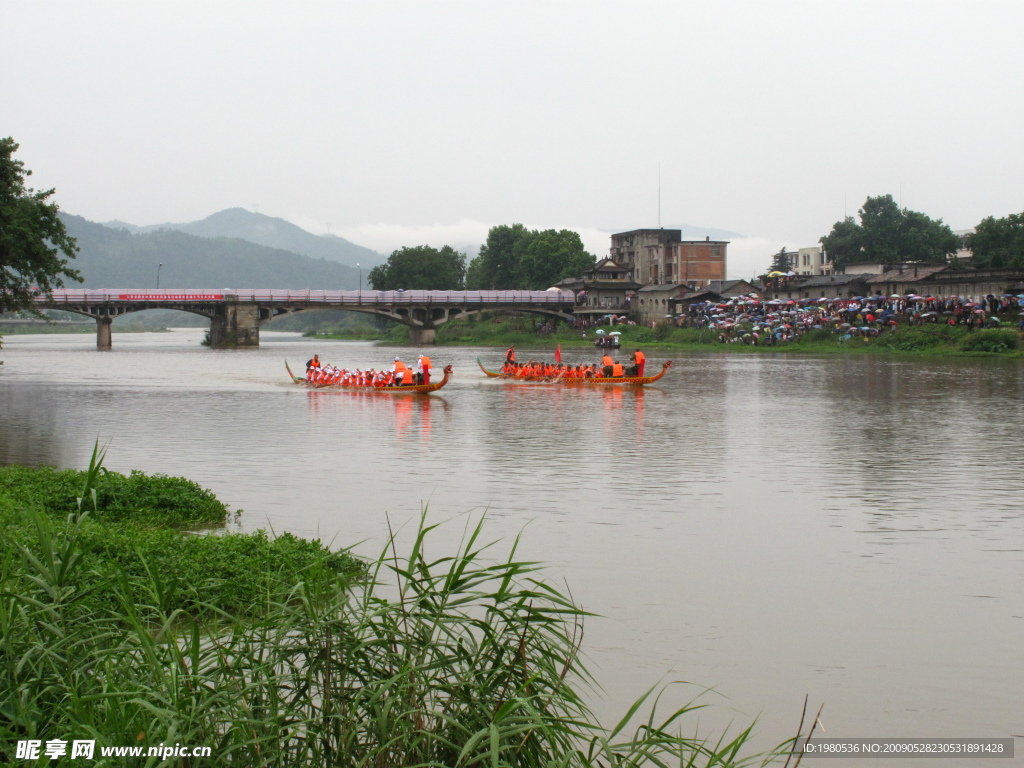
<box><xmin>60</xmin><ymin>214</ymin><xmax>360</xmax><ymax>289</ymax></box>
<box><xmin>101</xmin><ymin>208</ymin><xmax>385</xmax><ymax>268</ymax></box>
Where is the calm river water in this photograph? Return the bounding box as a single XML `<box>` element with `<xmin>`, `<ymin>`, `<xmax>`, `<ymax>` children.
<box><xmin>1</xmin><ymin>330</ymin><xmax>1022</xmax><ymax>762</ymax></box>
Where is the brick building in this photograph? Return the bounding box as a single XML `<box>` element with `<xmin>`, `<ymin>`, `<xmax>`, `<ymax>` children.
<box><xmin>609</xmin><ymin>229</ymin><xmax>728</xmax><ymax>288</ymax></box>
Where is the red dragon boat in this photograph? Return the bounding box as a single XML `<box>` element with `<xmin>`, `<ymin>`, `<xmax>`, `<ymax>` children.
<box><xmin>560</xmin><ymin>360</ymin><xmax>672</xmax><ymax>386</ymax></box>
<box><xmin>286</xmin><ymin>362</ymin><xmax>453</xmax><ymax>393</ymax></box>
<box><xmin>476</xmin><ymin>358</ymin><xmax>563</xmax><ymax>382</ymax></box>
<box><xmin>478</xmin><ymin>357</ymin><xmax>671</xmax><ymax>385</ymax></box>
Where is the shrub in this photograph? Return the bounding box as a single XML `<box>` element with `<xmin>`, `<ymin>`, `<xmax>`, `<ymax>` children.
<box><xmin>652</xmin><ymin>321</ymin><xmax>674</xmax><ymax>341</ymax></box>
<box><xmin>672</xmin><ymin>327</ymin><xmax>718</xmax><ymax>345</ymax></box>
<box><xmin>794</xmin><ymin>328</ymin><xmax>834</xmax><ymax>344</ymax></box>
<box><xmin>0</xmin><ymin>465</ymin><xmax>227</xmax><ymax>527</ymax></box>
<box><xmin>873</xmin><ymin>325</ymin><xmax>959</xmax><ymax>352</ymax></box>
<box><xmin>0</xmin><ymin>457</ymin><xmax>361</xmax><ymax>616</ymax></box>
<box><xmin>958</xmin><ymin>328</ymin><xmax>1020</xmax><ymax>353</ymax></box>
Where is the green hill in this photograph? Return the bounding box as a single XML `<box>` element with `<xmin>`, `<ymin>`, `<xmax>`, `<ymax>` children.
<box><xmin>60</xmin><ymin>214</ymin><xmax>361</xmax><ymax>290</ymax></box>
<box><xmin>102</xmin><ymin>208</ymin><xmax>384</xmax><ymax>269</ymax></box>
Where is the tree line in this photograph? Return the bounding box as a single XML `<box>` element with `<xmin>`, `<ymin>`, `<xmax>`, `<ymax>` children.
<box><xmin>801</xmin><ymin>194</ymin><xmax>1024</xmax><ymax>273</ymax></box>
<box><xmin>367</xmin><ymin>224</ymin><xmax>595</xmax><ymax>291</ymax></box>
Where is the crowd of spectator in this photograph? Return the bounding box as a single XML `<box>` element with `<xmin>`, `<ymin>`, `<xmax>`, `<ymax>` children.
<box><xmin>674</xmin><ymin>293</ymin><xmax>1024</xmax><ymax>345</ymax></box>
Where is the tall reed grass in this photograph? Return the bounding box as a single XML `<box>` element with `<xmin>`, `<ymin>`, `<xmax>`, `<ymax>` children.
<box><xmin>1</xmin><ymin>450</ymin><xmax>806</xmax><ymax>766</ymax></box>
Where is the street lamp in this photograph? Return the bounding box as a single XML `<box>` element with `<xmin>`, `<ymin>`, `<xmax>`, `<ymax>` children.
<box><xmin>357</xmin><ymin>263</ymin><xmax>361</xmax><ymax>292</ymax></box>
<box><xmin>157</xmin><ymin>263</ymin><xmax>163</xmax><ymax>289</ymax></box>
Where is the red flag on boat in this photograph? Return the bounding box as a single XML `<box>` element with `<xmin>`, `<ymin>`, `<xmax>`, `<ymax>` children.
<box><xmin>554</xmin><ymin>345</ymin><xmax>562</xmax><ymax>363</ymax></box>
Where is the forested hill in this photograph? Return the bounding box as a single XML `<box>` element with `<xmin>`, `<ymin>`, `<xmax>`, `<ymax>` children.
<box><xmin>60</xmin><ymin>214</ymin><xmax>361</xmax><ymax>290</ymax></box>
<box><xmin>102</xmin><ymin>208</ymin><xmax>384</xmax><ymax>269</ymax></box>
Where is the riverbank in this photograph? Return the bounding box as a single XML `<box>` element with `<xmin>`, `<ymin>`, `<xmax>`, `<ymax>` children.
<box><xmin>0</xmin><ymin>451</ymin><xmax>787</xmax><ymax>766</ymax></box>
<box><xmin>307</xmin><ymin>314</ymin><xmax>1024</xmax><ymax>357</ymax></box>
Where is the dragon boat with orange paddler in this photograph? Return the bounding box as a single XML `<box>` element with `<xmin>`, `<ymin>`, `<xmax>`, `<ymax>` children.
<box><xmin>559</xmin><ymin>360</ymin><xmax>672</xmax><ymax>385</ymax></box>
<box><xmin>286</xmin><ymin>361</ymin><xmax>453</xmax><ymax>393</ymax></box>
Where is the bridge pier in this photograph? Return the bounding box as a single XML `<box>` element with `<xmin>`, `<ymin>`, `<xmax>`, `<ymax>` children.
<box><xmin>96</xmin><ymin>317</ymin><xmax>113</xmax><ymax>350</ymax></box>
<box><xmin>409</xmin><ymin>327</ymin><xmax>436</xmax><ymax>345</ymax></box>
<box><xmin>209</xmin><ymin>303</ymin><xmax>260</xmax><ymax>348</ymax></box>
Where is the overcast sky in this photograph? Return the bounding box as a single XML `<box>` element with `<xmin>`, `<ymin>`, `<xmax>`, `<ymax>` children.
<box><xmin>4</xmin><ymin>1</ymin><xmax>1023</xmax><ymax>278</ymax></box>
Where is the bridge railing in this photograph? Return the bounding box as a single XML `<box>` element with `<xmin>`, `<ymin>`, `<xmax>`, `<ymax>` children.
<box><xmin>37</xmin><ymin>289</ymin><xmax>577</xmax><ymax>306</ymax></box>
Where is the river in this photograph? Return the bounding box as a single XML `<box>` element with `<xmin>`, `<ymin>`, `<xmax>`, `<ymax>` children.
<box><xmin>1</xmin><ymin>329</ymin><xmax>1022</xmax><ymax>763</ymax></box>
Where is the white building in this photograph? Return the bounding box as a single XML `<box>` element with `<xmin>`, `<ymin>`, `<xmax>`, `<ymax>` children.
<box><xmin>795</xmin><ymin>246</ymin><xmax>833</xmax><ymax>276</ymax></box>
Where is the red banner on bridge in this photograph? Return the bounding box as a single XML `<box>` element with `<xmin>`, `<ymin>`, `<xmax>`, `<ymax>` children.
<box><xmin>117</xmin><ymin>294</ymin><xmax>224</xmax><ymax>301</ymax></box>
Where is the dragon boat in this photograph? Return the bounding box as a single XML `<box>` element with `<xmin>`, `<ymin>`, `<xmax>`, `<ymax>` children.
<box><xmin>286</xmin><ymin>362</ymin><xmax>453</xmax><ymax>393</ymax></box>
<box><xmin>476</xmin><ymin>358</ymin><xmax>563</xmax><ymax>382</ymax></box>
<box><xmin>560</xmin><ymin>360</ymin><xmax>672</xmax><ymax>386</ymax></box>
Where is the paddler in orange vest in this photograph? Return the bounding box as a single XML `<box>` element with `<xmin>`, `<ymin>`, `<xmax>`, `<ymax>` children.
<box><xmin>506</xmin><ymin>346</ymin><xmax>516</xmax><ymax>364</ymax></box>
<box><xmin>601</xmin><ymin>354</ymin><xmax>614</xmax><ymax>377</ymax></box>
<box><xmin>417</xmin><ymin>354</ymin><xmax>432</xmax><ymax>385</ymax></box>
<box><xmin>392</xmin><ymin>357</ymin><xmax>408</xmax><ymax>386</ymax></box>
<box><xmin>631</xmin><ymin>349</ymin><xmax>646</xmax><ymax>377</ymax></box>
<box><xmin>305</xmin><ymin>354</ymin><xmax>320</xmax><ymax>381</ymax></box>
<box><xmin>612</xmin><ymin>361</ymin><xmax>625</xmax><ymax>377</ymax></box>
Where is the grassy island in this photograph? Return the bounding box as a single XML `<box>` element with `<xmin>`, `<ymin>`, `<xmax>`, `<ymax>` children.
<box><xmin>0</xmin><ymin>449</ymin><xmax>798</xmax><ymax>766</ymax></box>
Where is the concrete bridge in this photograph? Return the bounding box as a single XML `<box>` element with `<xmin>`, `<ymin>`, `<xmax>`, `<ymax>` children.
<box><xmin>34</xmin><ymin>289</ymin><xmax>578</xmax><ymax>348</ymax></box>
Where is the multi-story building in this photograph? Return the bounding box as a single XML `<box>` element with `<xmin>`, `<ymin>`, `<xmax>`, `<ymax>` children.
<box><xmin>795</xmin><ymin>246</ymin><xmax>833</xmax><ymax>276</ymax></box>
<box><xmin>609</xmin><ymin>229</ymin><xmax>728</xmax><ymax>288</ymax></box>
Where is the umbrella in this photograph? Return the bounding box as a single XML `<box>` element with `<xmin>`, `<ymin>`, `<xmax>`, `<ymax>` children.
<box><xmin>609</xmin><ymin>331</ymin><xmax>622</xmax><ymax>336</ymax></box>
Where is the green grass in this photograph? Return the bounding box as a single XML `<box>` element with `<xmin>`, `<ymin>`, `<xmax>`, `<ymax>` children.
<box><xmin>0</xmin><ymin>448</ymin><xmax>804</xmax><ymax>766</ymax></box>
<box><xmin>0</xmin><ymin>451</ymin><xmax>362</xmax><ymax>617</ymax></box>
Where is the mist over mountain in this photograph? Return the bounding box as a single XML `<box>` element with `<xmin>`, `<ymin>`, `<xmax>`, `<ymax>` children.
<box><xmin>101</xmin><ymin>208</ymin><xmax>385</xmax><ymax>269</ymax></box>
<box><xmin>60</xmin><ymin>214</ymin><xmax>360</xmax><ymax>290</ymax></box>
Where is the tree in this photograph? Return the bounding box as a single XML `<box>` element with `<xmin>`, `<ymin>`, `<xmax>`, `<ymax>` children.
<box><xmin>857</xmin><ymin>194</ymin><xmax>904</xmax><ymax>266</ymax></box>
<box><xmin>466</xmin><ymin>224</ymin><xmax>596</xmax><ymax>290</ymax></box>
<box><xmin>967</xmin><ymin>212</ymin><xmax>1024</xmax><ymax>269</ymax></box>
<box><xmin>367</xmin><ymin>245</ymin><xmax>466</xmax><ymax>291</ymax></box>
<box><xmin>768</xmin><ymin>247</ymin><xmax>793</xmax><ymax>273</ymax></box>
<box><xmin>0</xmin><ymin>138</ymin><xmax>80</xmax><ymax>315</ymax></box>
<box><xmin>819</xmin><ymin>194</ymin><xmax>957</xmax><ymax>269</ymax></box>
<box><xmin>819</xmin><ymin>216</ymin><xmax>862</xmax><ymax>268</ymax></box>
<box><xmin>466</xmin><ymin>224</ymin><xmax>531</xmax><ymax>290</ymax></box>
<box><xmin>515</xmin><ymin>229</ymin><xmax>596</xmax><ymax>289</ymax></box>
